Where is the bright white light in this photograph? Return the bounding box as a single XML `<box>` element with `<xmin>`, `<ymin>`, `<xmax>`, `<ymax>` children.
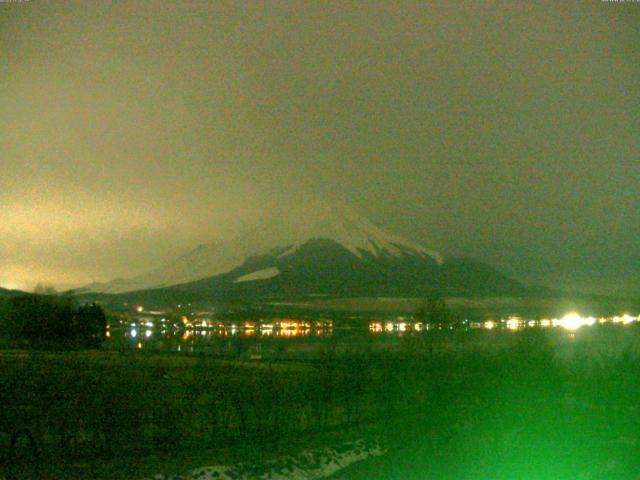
<box><xmin>484</xmin><ymin>321</ymin><xmax>496</xmax><ymax>330</ymax></box>
<box><xmin>130</xmin><ymin>328</ymin><xmax>138</xmax><ymax>338</ymax></box>
<box><xmin>558</xmin><ymin>312</ymin><xmax>595</xmax><ymax>331</ymax></box>
<box><xmin>621</xmin><ymin>314</ymin><xmax>635</xmax><ymax>325</ymax></box>
<box><xmin>506</xmin><ymin>318</ymin><xmax>521</xmax><ymax>331</ymax></box>
<box><xmin>145</xmin><ymin>329</ymin><xmax>152</xmax><ymax>338</ymax></box>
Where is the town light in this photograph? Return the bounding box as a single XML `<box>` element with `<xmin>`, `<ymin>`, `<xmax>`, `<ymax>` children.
<box><xmin>558</xmin><ymin>312</ymin><xmax>595</xmax><ymax>331</ymax></box>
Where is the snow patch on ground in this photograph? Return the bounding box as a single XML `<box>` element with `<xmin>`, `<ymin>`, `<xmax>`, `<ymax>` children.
<box><xmin>138</xmin><ymin>439</ymin><xmax>385</xmax><ymax>480</ymax></box>
<box><xmin>234</xmin><ymin>267</ymin><xmax>281</xmax><ymax>283</ymax></box>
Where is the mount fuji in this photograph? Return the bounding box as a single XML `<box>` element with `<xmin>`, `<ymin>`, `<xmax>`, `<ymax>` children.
<box><xmin>83</xmin><ymin>201</ymin><xmax>525</xmax><ymax>299</ymax></box>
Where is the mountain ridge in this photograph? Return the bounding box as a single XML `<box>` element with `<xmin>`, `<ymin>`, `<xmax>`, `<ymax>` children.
<box><xmin>84</xmin><ymin>201</ymin><xmax>444</xmax><ymax>294</ymax></box>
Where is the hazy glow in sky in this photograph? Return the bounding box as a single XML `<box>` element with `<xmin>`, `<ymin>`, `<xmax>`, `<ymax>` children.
<box><xmin>1</xmin><ymin>1</ymin><xmax>638</xmax><ymax>295</ymax></box>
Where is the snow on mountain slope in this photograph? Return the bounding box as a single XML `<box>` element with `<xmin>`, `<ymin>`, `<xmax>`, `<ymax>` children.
<box><xmin>85</xmin><ymin>200</ymin><xmax>441</xmax><ymax>294</ymax></box>
<box><xmin>234</xmin><ymin>267</ymin><xmax>281</xmax><ymax>283</ymax></box>
<box><xmin>85</xmin><ymin>242</ymin><xmax>248</xmax><ymax>294</ymax></box>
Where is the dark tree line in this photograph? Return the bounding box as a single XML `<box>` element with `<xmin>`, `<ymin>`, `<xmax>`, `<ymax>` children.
<box><xmin>0</xmin><ymin>294</ymin><xmax>106</xmax><ymax>350</ymax></box>
<box><xmin>415</xmin><ymin>294</ymin><xmax>451</xmax><ymax>328</ymax></box>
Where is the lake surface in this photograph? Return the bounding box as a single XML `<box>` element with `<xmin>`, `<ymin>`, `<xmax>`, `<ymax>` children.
<box><xmin>104</xmin><ymin>320</ymin><xmax>387</xmax><ymax>358</ymax></box>
<box><xmin>103</xmin><ymin>313</ymin><xmax>640</xmax><ymax>358</ymax></box>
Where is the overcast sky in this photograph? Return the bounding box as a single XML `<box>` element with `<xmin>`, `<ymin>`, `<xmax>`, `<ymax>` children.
<box><xmin>1</xmin><ymin>1</ymin><xmax>638</xmax><ymax>296</ymax></box>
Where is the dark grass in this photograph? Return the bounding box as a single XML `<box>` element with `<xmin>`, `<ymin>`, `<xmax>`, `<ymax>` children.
<box><xmin>2</xmin><ymin>325</ymin><xmax>640</xmax><ymax>479</ymax></box>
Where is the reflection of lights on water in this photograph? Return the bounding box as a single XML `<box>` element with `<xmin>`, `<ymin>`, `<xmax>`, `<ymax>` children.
<box><xmin>115</xmin><ymin>310</ymin><xmax>640</xmax><ymax>348</ymax></box>
<box><xmin>137</xmin><ymin>342</ymin><xmax>142</xmax><ymax>349</ymax></box>
<box><xmin>242</xmin><ymin>321</ymin><xmax>256</xmax><ymax>336</ymax></box>
<box><xmin>280</xmin><ymin>326</ymin><xmax>309</xmax><ymax>337</ymax></box>
<box><xmin>105</xmin><ymin>330</ymin><xmax>111</xmax><ymax>338</ymax></box>
<box><xmin>136</xmin><ymin>306</ymin><xmax>144</xmax><ymax>313</ymax></box>
<box><xmin>276</xmin><ymin>320</ymin><xmax>311</xmax><ymax>337</ymax></box>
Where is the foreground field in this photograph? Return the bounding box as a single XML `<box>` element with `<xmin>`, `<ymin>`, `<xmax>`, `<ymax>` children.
<box><xmin>2</xmin><ymin>325</ymin><xmax>640</xmax><ymax>479</ymax></box>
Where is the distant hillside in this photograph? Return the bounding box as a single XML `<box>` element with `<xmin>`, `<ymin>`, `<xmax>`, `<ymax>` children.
<box><xmin>0</xmin><ymin>287</ymin><xmax>25</xmax><ymax>298</ymax></box>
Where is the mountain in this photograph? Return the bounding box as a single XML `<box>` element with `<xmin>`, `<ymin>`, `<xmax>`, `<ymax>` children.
<box><xmin>169</xmin><ymin>241</ymin><xmax>524</xmax><ymax>300</ymax></box>
<box><xmin>84</xmin><ymin>201</ymin><xmax>526</xmax><ymax>300</ymax></box>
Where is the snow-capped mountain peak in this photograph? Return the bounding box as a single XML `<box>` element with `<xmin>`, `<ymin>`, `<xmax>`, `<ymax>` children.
<box><xmin>237</xmin><ymin>200</ymin><xmax>441</xmax><ymax>261</ymax></box>
<box><xmin>85</xmin><ymin>201</ymin><xmax>441</xmax><ymax>294</ymax></box>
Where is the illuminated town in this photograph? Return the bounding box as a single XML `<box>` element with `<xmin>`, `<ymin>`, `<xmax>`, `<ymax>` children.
<box><xmin>113</xmin><ymin>305</ymin><xmax>640</xmax><ymax>346</ymax></box>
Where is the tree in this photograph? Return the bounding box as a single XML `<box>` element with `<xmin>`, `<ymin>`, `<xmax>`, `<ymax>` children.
<box><xmin>33</xmin><ymin>283</ymin><xmax>57</xmax><ymax>295</ymax></box>
<box><xmin>416</xmin><ymin>294</ymin><xmax>450</xmax><ymax>329</ymax></box>
<box><xmin>3</xmin><ymin>294</ymin><xmax>107</xmax><ymax>350</ymax></box>
<box><xmin>73</xmin><ymin>303</ymin><xmax>107</xmax><ymax>349</ymax></box>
